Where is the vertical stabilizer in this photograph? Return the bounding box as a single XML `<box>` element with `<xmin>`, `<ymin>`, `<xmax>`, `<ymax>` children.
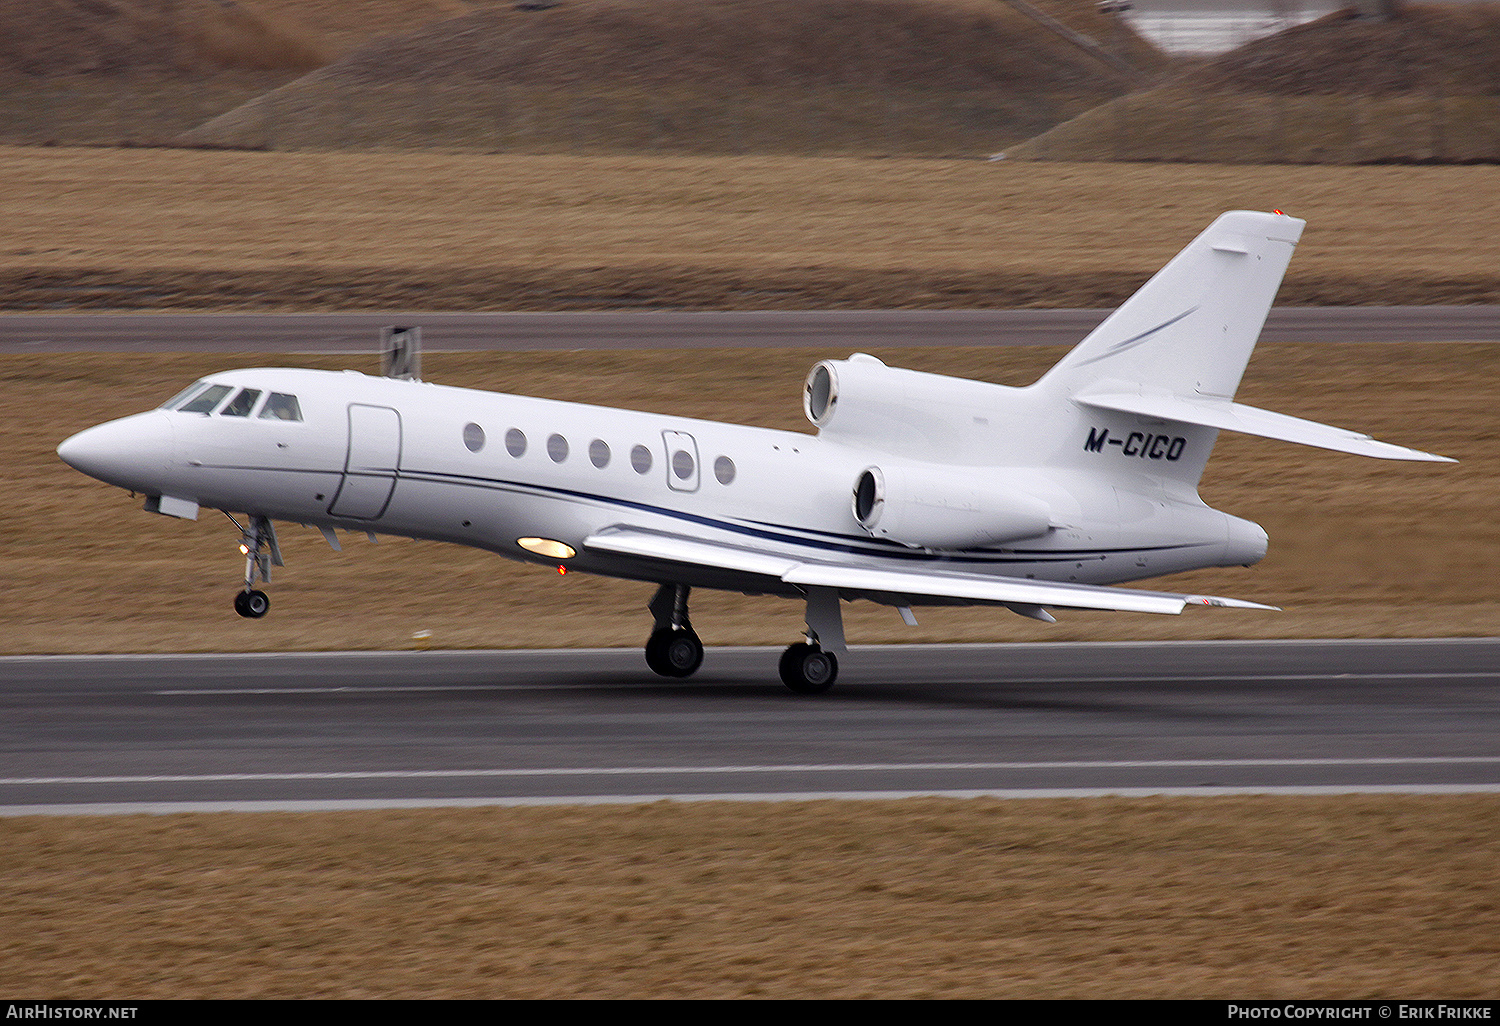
<box><xmin>1040</xmin><ymin>211</ymin><xmax>1304</xmax><ymax>402</ymax></box>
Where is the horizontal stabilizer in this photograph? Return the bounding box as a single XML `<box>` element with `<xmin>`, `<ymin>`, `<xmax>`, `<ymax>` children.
<box><xmin>1076</xmin><ymin>391</ymin><xmax>1455</xmax><ymax>463</ymax></box>
<box><xmin>585</xmin><ymin>527</ymin><xmax>1278</xmax><ymax>617</ymax></box>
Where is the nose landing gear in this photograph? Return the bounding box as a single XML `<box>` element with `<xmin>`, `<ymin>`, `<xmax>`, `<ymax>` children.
<box><xmin>234</xmin><ymin>589</ymin><xmax>270</xmax><ymax>618</ymax></box>
<box><xmin>225</xmin><ymin>513</ymin><xmax>281</xmax><ymax>619</ymax></box>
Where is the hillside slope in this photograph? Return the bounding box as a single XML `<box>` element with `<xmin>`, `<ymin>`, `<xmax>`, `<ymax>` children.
<box><xmin>177</xmin><ymin>0</ymin><xmax>1168</xmax><ymax>155</ymax></box>
<box><xmin>0</xmin><ymin>0</ymin><xmax>334</xmax><ymax>77</ymax></box>
<box><xmin>1005</xmin><ymin>4</ymin><xmax>1500</xmax><ymax>163</ymax></box>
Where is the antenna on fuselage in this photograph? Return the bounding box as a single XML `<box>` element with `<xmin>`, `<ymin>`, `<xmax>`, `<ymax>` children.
<box><xmin>381</xmin><ymin>326</ymin><xmax>422</xmax><ymax>381</ymax></box>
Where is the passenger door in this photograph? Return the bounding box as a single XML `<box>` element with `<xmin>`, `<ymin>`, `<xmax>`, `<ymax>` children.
<box><xmin>329</xmin><ymin>404</ymin><xmax>401</xmax><ymax>519</ymax></box>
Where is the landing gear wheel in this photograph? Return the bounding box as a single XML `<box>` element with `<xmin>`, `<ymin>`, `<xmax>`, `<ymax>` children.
<box><xmin>234</xmin><ymin>589</ymin><xmax>270</xmax><ymax>619</ymax></box>
<box><xmin>645</xmin><ymin>627</ymin><xmax>703</xmax><ymax>678</ymax></box>
<box><xmin>779</xmin><ymin>642</ymin><xmax>838</xmax><ymax>694</ymax></box>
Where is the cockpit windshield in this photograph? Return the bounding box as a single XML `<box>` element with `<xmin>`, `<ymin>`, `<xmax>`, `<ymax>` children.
<box><xmin>160</xmin><ymin>380</ymin><xmax>209</xmax><ymax>410</ymax></box>
<box><xmin>259</xmin><ymin>393</ymin><xmax>302</xmax><ymax>422</ymax></box>
<box><xmin>178</xmin><ymin>384</ymin><xmax>233</xmax><ymax>414</ymax></box>
<box><xmin>220</xmin><ymin>388</ymin><xmax>262</xmax><ymax>417</ymax></box>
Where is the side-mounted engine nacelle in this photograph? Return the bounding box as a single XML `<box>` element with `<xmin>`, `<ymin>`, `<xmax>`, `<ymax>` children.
<box><xmin>851</xmin><ymin>464</ymin><xmax>1053</xmax><ymax>550</ymax></box>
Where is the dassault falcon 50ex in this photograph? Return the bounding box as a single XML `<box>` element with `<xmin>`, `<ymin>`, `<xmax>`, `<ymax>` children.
<box><xmin>58</xmin><ymin>211</ymin><xmax>1451</xmax><ymax>693</ymax></box>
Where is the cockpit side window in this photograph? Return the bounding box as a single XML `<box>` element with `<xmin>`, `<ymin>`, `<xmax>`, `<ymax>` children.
<box><xmin>220</xmin><ymin>388</ymin><xmax>262</xmax><ymax>418</ymax></box>
<box><xmin>259</xmin><ymin>393</ymin><xmax>303</xmax><ymax>422</ymax></box>
<box><xmin>178</xmin><ymin>384</ymin><xmax>233</xmax><ymax>415</ymax></box>
<box><xmin>160</xmin><ymin>380</ymin><xmax>208</xmax><ymax>410</ymax></box>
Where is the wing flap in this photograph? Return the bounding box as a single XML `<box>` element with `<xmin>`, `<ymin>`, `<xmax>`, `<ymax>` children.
<box><xmin>585</xmin><ymin>527</ymin><xmax>799</xmax><ymax>579</ymax></box>
<box><xmin>584</xmin><ymin>527</ymin><xmax>1277</xmax><ymax>616</ymax></box>
<box><xmin>1077</xmin><ymin>390</ymin><xmax>1454</xmax><ymax>462</ymax></box>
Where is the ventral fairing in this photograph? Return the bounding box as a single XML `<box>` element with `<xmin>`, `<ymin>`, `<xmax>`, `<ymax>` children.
<box><xmin>58</xmin><ymin>212</ymin><xmax>1451</xmax><ymax>693</ymax></box>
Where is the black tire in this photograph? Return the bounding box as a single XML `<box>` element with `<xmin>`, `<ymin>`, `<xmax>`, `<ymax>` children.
<box><xmin>779</xmin><ymin>643</ymin><xmax>838</xmax><ymax>694</ymax></box>
<box><xmin>645</xmin><ymin>628</ymin><xmax>702</xmax><ymax>678</ymax></box>
<box><xmin>233</xmin><ymin>591</ymin><xmax>249</xmax><ymax>617</ymax></box>
<box><xmin>243</xmin><ymin>589</ymin><xmax>270</xmax><ymax>619</ymax></box>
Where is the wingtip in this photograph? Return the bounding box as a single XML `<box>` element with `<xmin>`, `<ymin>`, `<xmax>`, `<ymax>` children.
<box><xmin>1187</xmin><ymin>595</ymin><xmax>1281</xmax><ymax>612</ymax></box>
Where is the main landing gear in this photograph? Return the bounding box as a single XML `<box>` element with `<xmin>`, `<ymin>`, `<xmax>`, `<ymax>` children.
<box><xmin>778</xmin><ymin>584</ymin><xmax>845</xmax><ymax>695</ymax></box>
<box><xmin>644</xmin><ymin>583</ymin><xmax>704</xmax><ymax>678</ymax></box>
<box><xmin>778</xmin><ymin>641</ymin><xmax>838</xmax><ymax>694</ymax></box>
<box><xmin>225</xmin><ymin>513</ymin><xmax>282</xmax><ymax>619</ymax></box>
<box><xmin>643</xmin><ymin>582</ymin><xmax>847</xmax><ymax>694</ymax></box>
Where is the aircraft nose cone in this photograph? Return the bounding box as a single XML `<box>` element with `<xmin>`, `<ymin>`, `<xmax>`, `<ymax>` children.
<box><xmin>57</xmin><ymin>412</ymin><xmax>174</xmax><ymax>491</ymax></box>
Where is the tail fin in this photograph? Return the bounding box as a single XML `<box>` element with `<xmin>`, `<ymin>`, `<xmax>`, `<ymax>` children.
<box><xmin>1039</xmin><ymin>210</ymin><xmax>1452</xmax><ymax>469</ymax></box>
<box><xmin>1040</xmin><ymin>210</ymin><xmax>1303</xmax><ymax>401</ymax></box>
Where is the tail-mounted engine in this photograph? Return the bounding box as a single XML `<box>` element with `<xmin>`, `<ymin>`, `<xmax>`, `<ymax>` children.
<box><xmin>852</xmin><ymin>464</ymin><xmax>1052</xmax><ymax>550</ymax></box>
<box><xmin>805</xmin><ymin>354</ymin><xmax>1054</xmax><ymax>549</ymax></box>
<box><xmin>804</xmin><ymin>353</ymin><xmax>1019</xmax><ymax>458</ymax></box>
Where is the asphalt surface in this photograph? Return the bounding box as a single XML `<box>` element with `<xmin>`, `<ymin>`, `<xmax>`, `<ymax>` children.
<box><xmin>3</xmin><ymin>639</ymin><xmax>1498</xmax><ymax>814</ymax></box>
<box><xmin>3</xmin><ymin>306</ymin><xmax>1500</xmax><ymax>354</ymax></box>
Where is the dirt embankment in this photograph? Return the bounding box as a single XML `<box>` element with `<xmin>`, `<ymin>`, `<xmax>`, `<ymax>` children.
<box><xmin>172</xmin><ymin>0</ymin><xmax>1165</xmax><ymax>155</ymax></box>
<box><xmin>0</xmin><ymin>0</ymin><xmax>471</xmax><ymax>145</ymax></box>
<box><xmin>1006</xmin><ymin>4</ymin><xmax>1500</xmax><ymax>163</ymax></box>
<box><xmin>0</xmin><ymin>0</ymin><xmax>333</xmax><ymax>78</ymax></box>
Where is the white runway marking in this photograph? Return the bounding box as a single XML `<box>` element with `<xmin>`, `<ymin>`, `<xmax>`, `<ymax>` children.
<box><xmin>4</xmin><ymin>756</ymin><xmax>1500</xmax><ymax>786</ymax></box>
<box><xmin>146</xmin><ymin>670</ymin><xmax>1500</xmax><ymax>695</ymax></box>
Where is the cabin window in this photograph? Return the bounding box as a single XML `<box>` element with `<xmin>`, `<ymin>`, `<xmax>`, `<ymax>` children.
<box><xmin>505</xmin><ymin>428</ymin><xmax>527</xmax><ymax>457</ymax></box>
<box><xmin>631</xmin><ymin>444</ymin><xmax>653</xmax><ymax>474</ymax></box>
<box><xmin>547</xmin><ymin>433</ymin><xmax>569</xmax><ymax>463</ymax></box>
<box><xmin>463</xmin><ymin>423</ymin><xmax>486</xmax><ymax>452</ymax></box>
<box><xmin>589</xmin><ymin>439</ymin><xmax>610</xmax><ymax>468</ymax></box>
<box><xmin>258</xmin><ymin>393</ymin><xmax>303</xmax><ymax>422</ymax></box>
<box><xmin>672</xmin><ymin>449</ymin><xmax>695</xmax><ymax>481</ymax></box>
<box><xmin>178</xmin><ymin>384</ymin><xmax>233</xmax><ymax>415</ymax></box>
<box><xmin>714</xmin><ymin>456</ymin><xmax>736</xmax><ymax>485</ymax></box>
<box><xmin>220</xmin><ymin>388</ymin><xmax>262</xmax><ymax>418</ymax></box>
<box><xmin>161</xmin><ymin>380</ymin><xmax>208</xmax><ymax>410</ymax></box>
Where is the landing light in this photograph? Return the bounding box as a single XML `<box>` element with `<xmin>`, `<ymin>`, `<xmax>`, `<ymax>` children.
<box><xmin>518</xmin><ymin>537</ymin><xmax>576</xmax><ymax>560</ymax></box>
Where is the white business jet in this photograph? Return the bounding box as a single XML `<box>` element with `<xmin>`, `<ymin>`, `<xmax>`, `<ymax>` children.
<box><xmin>57</xmin><ymin>211</ymin><xmax>1451</xmax><ymax>692</ymax></box>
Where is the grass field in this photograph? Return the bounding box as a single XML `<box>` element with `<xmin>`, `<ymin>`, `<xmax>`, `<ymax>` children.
<box><xmin>5</xmin><ymin>148</ymin><xmax>1500</xmax><ymax>308</ymax></box>
<box><xmin>4</xmin><ymin>796</ymin><xmax>1497</xmax><ymax>998</ymax></box>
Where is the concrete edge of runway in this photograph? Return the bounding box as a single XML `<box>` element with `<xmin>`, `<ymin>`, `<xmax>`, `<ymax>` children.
<box><xmin>7</xmin><ymin>784</ymin><xmax>1500</xmax><ymax>818</ymax></box>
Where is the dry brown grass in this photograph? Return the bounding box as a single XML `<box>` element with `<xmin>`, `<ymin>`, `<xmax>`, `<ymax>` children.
<box><xmin>3</xmin><ymin>796</ymin><xmax>1497</xmax><ymax>998</ymax></box>
<box><xmin>4</xmin><ymin>148</ymin><xmax>1500</xmax><ymax>308</ymax></box>
<box><xmin>8</xmin><ymin>342</ymin><xmax>1496</xmax><ymax>655</ymax></box>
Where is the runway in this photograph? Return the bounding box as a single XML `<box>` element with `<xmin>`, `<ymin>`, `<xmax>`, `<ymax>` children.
<box><xmin>3</xmin><ymin>638</ymin><xmax>1498</xmax><ymax>815</ymax></box>
<box><xmin>3</xmin><ymin>306</ymin><xmax>1500</xmax><ymax>353</ymax></box>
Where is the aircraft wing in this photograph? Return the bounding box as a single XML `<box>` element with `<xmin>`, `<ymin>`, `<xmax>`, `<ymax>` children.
<box><xmin>1076</xmin><ymin>390</ymin><xmax>1455</xmax><ymax>462</ymax></box>
<box><xmin>583</xmin><ymin>526</ymin><xmax>1277</xmax><ymax>617</ymax></box>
